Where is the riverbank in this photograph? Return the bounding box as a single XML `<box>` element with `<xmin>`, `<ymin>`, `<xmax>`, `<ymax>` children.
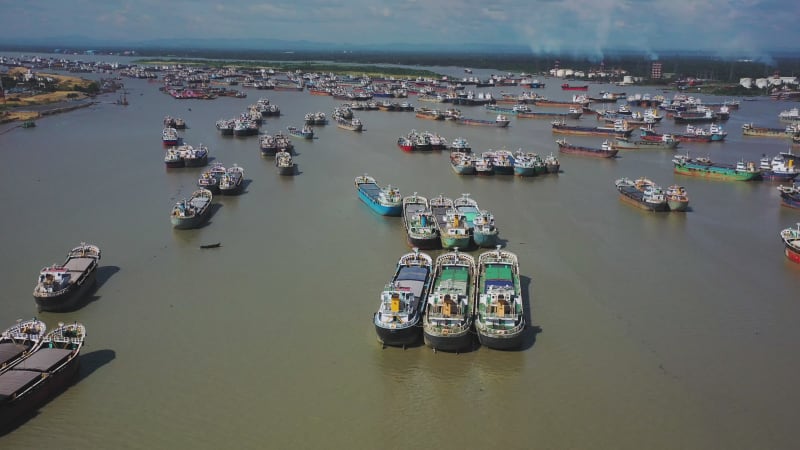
<box><xmin>0</xmin><ymin>99</ymin><xmax>95</xmax><ymax>124</ymax></box>
<box><xmin>0</xmin><ymin>67</ymin><xmax>97</xmax><ymax>123</ymax></box>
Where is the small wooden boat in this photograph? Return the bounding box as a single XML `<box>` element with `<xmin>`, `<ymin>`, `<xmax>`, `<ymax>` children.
<box><xmin>0</xmin><ymin>322</ymin><xmax>85</xmax><ymax>431</ymax></box>
<box><xmin>171</xmin><ymin>189</ymin><xmax>213</xmax><ymax>229</ymax></box>
<box><xmin>199</xmin><ymin>242</ymin><xmax>222</xmax><ymax>249</ymax></box>
<box><xmin>402</xmin><ymin>194</ymin><xmax>440</xmax><ymax>249</ymax></box>
<box><xmin>0</xmin><ymin>319</ymin><xmax>47</xmax><ymax>374</ymax></box>
<box><xmin>275</xmin><ymin>151</ymin><xmax>296</xmax><ymax>176</ymax></box>
<box><xmin>33</xmin><ymin>243</ymin><xmax>101</xmax><ymax>312</ymax></box>
<box><xmin>219</xmin><ymin>165</ymin><xmax>244</xmax><ymax>195</ymax></box>
<box><xmin>779</xmin><ymin>223</ymin><xmax>800</xmax><ymax>263</ymax></box>
<box><xmin>423</xmin><ymin>250</ymin><xmax>476</xmax><ymax>352</ymax></box>
<box><xmin>474</xmin><ymin>246</ymin><xmax>525</xmax><ymax>350</ymax></box>
<box><xmin>373</xmin><ymin>249</ymin><xmax>433</xmax><ymax>348</ymax></box>
<box><xmin>354</xmin><ymin>174</ymin><xmax>402</xmax><ymax>216</ymax></box>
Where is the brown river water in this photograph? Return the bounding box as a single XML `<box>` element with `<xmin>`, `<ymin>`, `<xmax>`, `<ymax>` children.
<box><xmin>1</xmin><ymin>56</ymin><xmax>800</xmax><ymax>449</ymax></box>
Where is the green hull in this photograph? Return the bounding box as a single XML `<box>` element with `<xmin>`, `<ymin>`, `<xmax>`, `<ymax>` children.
<box><xmin>673</xmin><ymin>165</ymin><xmax>759</xmax><ymax>181</ymax></box>
<box><xmin>441</xmin><ymin>235</ymin><xmax>472</xmax><ymax>249</ymax></box>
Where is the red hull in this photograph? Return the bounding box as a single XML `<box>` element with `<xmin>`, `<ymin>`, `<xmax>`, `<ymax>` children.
<box><xmin>786</xmin><ymin>245</ymin><xmax>800</xmax><ymax>264</ymax></box>
<box><xmin>561</xmin><ymin>84</ymin><xmax>589</xmax><ymax>91</ymax></box>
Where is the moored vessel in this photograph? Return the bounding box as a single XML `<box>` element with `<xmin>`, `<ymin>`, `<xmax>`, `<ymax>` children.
<box><xmin>423</xmin><ymin>250</ymin><xmax>476</xmax><ymax>352</ymax></box>
<box><xmin>287</xmin><ymin>125</ymin><xmax>314</xmax><ymax>140</ymax></box>
<box><xmin>171</xmin><ymin>189</ymin><xmax>213</xmax><ymax>229</ymax></box>
<box><xmin>430</xmin><ymin>195</ymin><xmax>472</xmax><ymax>249</ymax></box>
<box><xmin>551</xmin><ymin>119</ymin><xmax>633</xmax><ymax>138</ymax></box>
<box><xmin>275</xmin><ymin>151</ymin><xmax>296</xmax><ymax>176</ymax></box>
<box><xmin>777</xmin><ymin>184</ymin><xmax>800</xmax><ymax>209</ymax></box>
<box><xmin>665</xmin><ymin>185</ymin><xmax>690</xmax><ymax>212</ymax></box>
<box><xmin>612</xmin><ymin>135</ymin><xmax>679</xmax><ymax>150</ymax></box>
<box><xmin>374</xmin><ymin>249</ymin><xmax>433</xmax><ymax>348</ymax></box>
<box><xmin>742</xmin><ymin>123</ymin><xmax>799</xmax><ymax>138</ymax></box>
<box><xmin>33</xmin><ymin>243</ymin><xmax>101</xmax><ymax>312</ymax></box>
<box><xmin>779</xmin><ymin>223</ymin><xmax>800</xmax><ymax>263</ymax></box>
<box><xmin>457</xmin><ymin>114</ymin><xmax>510</xmax><ymax>128</ymax></box>
<box><xmin>615</xmin><ymin>177</ymin><xmax>669</xmax><ymax>212</ymax></box>
<box><xmin>672</xmin><ymin>154</ymin><xmax>759</xmax><ymax>181</ymax></box>
<box><xmin>219</xmin><ymin>165</ymin><xmax>245</xmax><ymax>195</ymax></box>
<box><xmin>402</xmin><ymin>193</ymin><xmax>440</xmax><ymax>249</ymax></box>
<box><xmin>180</xmin><ymin>143</ymin><xmax>209</xmax><ymax>168</ymax></box>
<box><xmin>336</xmin><ymin>116</ymin><xmax>363</xmax><ymax>132</ymax></box>
<box><xmin>758</xmin><ymin>155</ymin><xmax>799</xmax><ymax>182</ymax></box>
<box><xmin>162</xmin><ymin>127</ymin><xmax>179</xmax><ymax>146</ymax></box>
<box><xmin>556</xmin><ymin>139</ymin><xmax>618</xmax><ymax>158</ymax></box>
<box><xmin>0</xmin><ymin>319</ymin><xmax>47</xmax><ymax>374</ymax></box>
<box><xmin>354</xmin><ymin>174</ymin><xmax>402</xmax><ymax>216</ymax></box>
<box><xmin>474</xmin><ymin>246</ymin><xmax>525</xmax><ymax>350</ymax></box>
<box><xmin>450</xmin><ymin>151</ymin><xmax>476</xmax><ymax>175</ymax></box>
<box><xmin>0</xmin><ymin>322</ymin><xmax>85</xmax><ymax>431</ymax></box>
<box><xmin>544</xmin><ymin>153</ymin><xmax>560</xmax><ymax>173</ymax></box>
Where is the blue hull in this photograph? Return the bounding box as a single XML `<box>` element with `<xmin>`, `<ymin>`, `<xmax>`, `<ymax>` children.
<box><xmin>761</xmin><ymin>172</ymin><xmax>799</xmax><ymax>182</ymax></box>
<box><xmin>780</xmin><ymin>194</ymin><xmax>800</xmax><ymax>209</ymax></box>
<box><xmin>357</xmin><ymin>185</ymin><xmax>401</xmax><ymax>216</ymax></box>
<box><xmin>514</xmin><ymin>166</ymin><xmax>536</xmax><ymax>177</ymax></box>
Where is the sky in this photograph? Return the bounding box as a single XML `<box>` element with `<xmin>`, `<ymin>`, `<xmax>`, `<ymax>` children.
<box><xmin>1</xmin><ymin>0</ymin><xmax>797</xmax><ymax>60</ymax></box>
